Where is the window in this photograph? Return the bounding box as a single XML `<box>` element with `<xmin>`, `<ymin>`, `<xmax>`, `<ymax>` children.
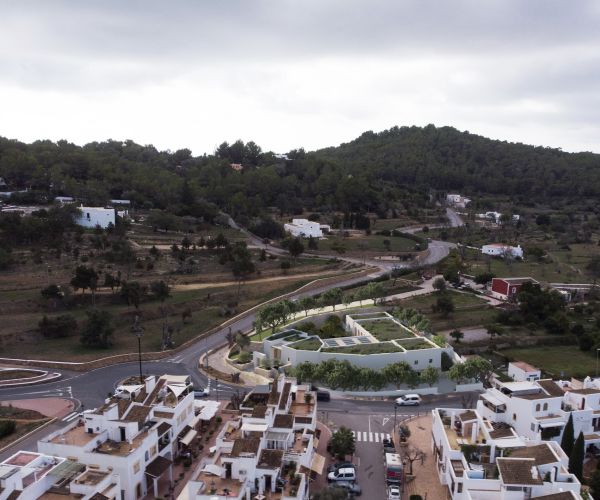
<box><xmin>429</xmin><ymin>359</ymin><xmax>433</xmax><ymax>363</ymax></box>
<box><xmin>531</xmin><ymin>423</ymin><xmax>536</xmax><ymax>432</ymax></box>
<box><xmin>414</xmin><ymin>360</ymin><xmax>418</xmax><ymax>365</ymax></box>
<box><xmin>513</xmin><ymin>413</ymin><xmax>517</xmax><ymax>421</ymax></box>
<box><xmin>543</xmin><ymin>403</ymin><xmax>548</xmax><ymax>411</ymax></box>
<box><xmin>133</xmin><ymin>461</ymin><xmax>140</xmax><ymax>474</ymax></box>
<box><xmin>535</xmin><ymin>404</ymin><xmax>540</xmax><ymax>412</ymax></box>
<box><xmin>145</xmin><ymin>450</ymin><xmax>149</xmax><ymax>462</ymax></box>
<box><xmin>150</xmin><ymin>445</ymin><xmax>157</xmax><ymax>457</ymax></box>
<box><xmin>457</xmin><ymin>483</ymin><xmax>463</xmax><ymax>493</ymax></box>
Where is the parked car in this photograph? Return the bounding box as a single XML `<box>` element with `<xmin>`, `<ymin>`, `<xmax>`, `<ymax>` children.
<box><xmin>388</xmin><ymin>484</ymin><xmax>401</xmax><ymax>499</ymax></box>
<box><xmin>327</xmin><ymin>462</ymin><xmax>355</xmax><ymax>474</ymax></box>
<box><xmin>395</xmin><ymin>394</ymin><xmax>421</xmax><ymax>406</ymax></box>
<box><xmin>193</xmin><ymin>387</ymin><xmax>210</xmax><ymax>398</ymax></box>
<box><xmin>327</xmin><ymin>467</ymin><xmax>357</xmax><ymax>482</ymax></box>
<box><xmin>382</xmin><ymin>438</ymin><xmax>395</xmax><ymax>453</ymax></box>
<box><xmin>334</xmin><ymin>481</ymin><xmax>362</xmax><ymax>496</ymax></box>
<box><xmin>316</xmin><ymin>391</ymin><xmax>331</xmax><ymax>402</ymax></box>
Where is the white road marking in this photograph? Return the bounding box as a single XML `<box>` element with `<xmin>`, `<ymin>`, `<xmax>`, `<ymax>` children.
<box><xmin>62</xmin><ymin>412</ymin><xmax>77</xmax><ymax>422</ymax></box>
<box><xmin>368</xmin><ymin>432</ymin><xmax>373</xmax><ymax>442</ymax></box>
<box><xmin>382</xmin><ymin>417</ymin><xmax>390</xmax><ymax>426</ymax></box>
<box><xmin>374</xmin><ymin>432</ymin><xmax>379</xmax><ymax>443</ymax></box>
<box><xmin>64</xmin><ymin>412</ymin><xmax>80</xmax><ymax>422</ymax></box>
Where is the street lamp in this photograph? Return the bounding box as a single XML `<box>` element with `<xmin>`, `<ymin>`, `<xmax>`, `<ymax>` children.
<box><xmin>131</xmin><ymin>315</ymin><xmax>145</xmax><ymax>384</ymax></box>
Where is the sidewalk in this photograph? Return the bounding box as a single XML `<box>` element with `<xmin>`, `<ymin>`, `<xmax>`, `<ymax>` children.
<box><xmin>402</xmin><ymin>415</ymin><xmax>448</xmax><ymax>500</ymax></box>
<box><xmin>0</xmin><ymin>398</ymin><xmax>74</xmax><ymax>419</ymax></box>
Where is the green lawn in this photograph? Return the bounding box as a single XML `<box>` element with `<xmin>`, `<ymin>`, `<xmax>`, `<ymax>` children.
<box><xmin>501</xmin><ymin>346</ymin><xmax>598</xmax><ymax>378</ymax></box>
<box><xmin>290</xmin><ymin>338</ymin><xmax>322</xmax><ymax>351</ymax></box>
<box><xmin>316</xmin><ymin>234</ymin><xmax>423</xmax><ymax>253</ymax></box>
<box><xmin>398</xmin><ymin>339</ymin><xmax>436</xmax><ymax>350</ymax></box>
<box><xmin>363</xmin><ymin>319</ymin><xmax>415</xmax><ymax>340</ymax></box>
<box><xmin>322</xmin><ymin>342</ymin><xmax>402</xmax><ymax>355</ymax></box>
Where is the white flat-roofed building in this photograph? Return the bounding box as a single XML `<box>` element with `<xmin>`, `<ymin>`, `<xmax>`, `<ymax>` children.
<box><xmin>482</xmin><ymin>243</ymin><xmax>523</xmax><ymax>259</ymax></box>
<box><xmin>508</xmin><ymin>361</ymin><xmax>542</xmax><ymax>382</ymax></box>
<box><xmin>38</xmin><ymin>374</ymin><xmax>197</xmax><ymax>500</ymax></box>
<box><xmin>284</xmin><ymin>219</ymin><xmax>325</xmax><ymax>238</ymax></box>
<box><xmin>76</xmin><ymin>206</ymin><xmax>116</xmax><ymax>229</ymax></box>
<box><xmin>432</xmin><ymin>407</ymin><xmax>584</xmax><ymax>499</ymax></box>
<box><xmin>186</xmin><ymin>377</ymin><xmax>317</xmax><ymax>500</ymax></box>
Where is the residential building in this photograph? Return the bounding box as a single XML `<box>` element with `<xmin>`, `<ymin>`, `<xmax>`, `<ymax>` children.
<box><xmin>508</xmin><ymin>361</ymin><xmax>542</xmax><ymax>382</ymax></box>
<box><xmin>476</xmin><ymin>376</ymin><xmax>600</xmax><ymax>455</ymax></box>
<box><xmin>38</xmin><ymin>374</ymin><xmax>196</xmax><ymax>500</ymax></box>
<box><xmin>490</xmin><ymin>277</ymin><xmax>538</xmax><ymax>301</ymax></box>
<box><xmin>75</xmin><ymin>206</ymin><xmax>116</xmax><ymax>229</ymax></box>
<box><xmin>477</xmin><ymin>212</ymin><xmax>520</xmax><ymax>225</ymax></box>
<box><xmin>550</xmin><ymin>283</ymin><xmax>597</xmax><ymax>303</ymax></box>
<box><xmin>446</xmin><ymin>194</ymin><xmax>471</xmax><ymax>208</ymax></box>
<box><xmin>0</xmin><ymin>450</ymin><xmax>121</xmax><ymax>499</ymax></box>
<box><xmin>432</xmin><ymin>407</ymin><xmax>585</xmax><ymax>499</ymax></box>
<box><xmin>260</xmin><ymin>311</ymin><xmax>460</xmax><ymax>372</ymax></box>
<box><xmin>54</xmin><ymin>196</ymin><xmax>75</xmax><ymax>203</ymax></box>
<box><xmin>482</xmin><ymin>244</ymin><xmax>524</xmax><ymax>259</ymax></box>
<box><xmin>230</xmin><ymin>163</ymin><xmax>244</xmax><ymax>171</ymax></box>
<box><xmin>283</xmin><ymin>219</ymin><xmax>329</xmax><ymax>238</ymax></box>
<box><xmin>186</xmin><ymin>376</ymin><xmax>320</xmax><ymax>500</ymax></box>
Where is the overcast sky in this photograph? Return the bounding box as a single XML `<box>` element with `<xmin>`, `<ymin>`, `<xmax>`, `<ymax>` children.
<box><xmin>1</xmin><ymin>0</ymin><xmax>599</xmax><ymax>155</ymax></box>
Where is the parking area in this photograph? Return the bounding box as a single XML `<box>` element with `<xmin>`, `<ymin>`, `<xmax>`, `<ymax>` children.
<box><xmin>323</xmin><ymin>411</ymin><xmax>408</xmax><ymax>500</ymax></box>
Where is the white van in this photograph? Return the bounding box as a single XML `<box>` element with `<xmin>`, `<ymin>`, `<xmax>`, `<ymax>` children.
<box><xmin>327</xmin><ymin>467</ymin><xmax>357</xmax><ymax>482</ymax></box>
<box><xmin>395</xmin><ymin>394</ymin><xmax>421</xmax><ymax>406</ymax></box>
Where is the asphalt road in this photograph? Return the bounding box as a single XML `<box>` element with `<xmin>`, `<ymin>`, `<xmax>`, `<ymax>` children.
<box><xmin>0</xmin><ymin>209</ymin><xmax>466</xmax><ymax>458</ymax></box>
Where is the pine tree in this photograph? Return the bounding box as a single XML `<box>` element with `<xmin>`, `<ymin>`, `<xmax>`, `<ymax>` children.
<box><xmin>560</xmin><ymin>413</ymin><xmax>575</xmax><ymax>457</ymax></box>
<box><xmin>568</xmin><ymin>431</ymin><xmax>584</xmax><ymax>481</ymax></box>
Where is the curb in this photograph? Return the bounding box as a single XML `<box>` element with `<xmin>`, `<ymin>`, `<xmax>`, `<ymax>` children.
<box><xmin>0</xmin><ymin>373</ymin><xmax>62</xmax><ymax>388</ymax></box>
<box><xmin>0</xmin><ymin>417</ymin><xmax>57</xmax><ymax>455</ymax></box>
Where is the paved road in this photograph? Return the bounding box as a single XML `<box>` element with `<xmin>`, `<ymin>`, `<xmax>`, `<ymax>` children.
<box><xmin>321</xmin><ymin>392</ymin><xmax>474</xmax><ymax>500</ymax></box>
<box><xmin>0</xmin><ymin>209</ymin><xmax>467</xmax><ymax>456</ymax></box>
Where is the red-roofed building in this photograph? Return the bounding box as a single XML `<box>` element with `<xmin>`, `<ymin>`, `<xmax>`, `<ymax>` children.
<box><xmin>491</xmin><ymin>277</ymin><xmax>538</xmax><ymax>301</ymax></box>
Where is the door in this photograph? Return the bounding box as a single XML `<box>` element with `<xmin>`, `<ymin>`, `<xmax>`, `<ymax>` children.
<box><xmin>120</xmin><ymin>427</ymin><xmax>126</xmax><ymax>442</ymax></box>
<box><xmin>225</xmin><ymin>462</ymin><xmax>232</xmax><ymax>479</ymax></box>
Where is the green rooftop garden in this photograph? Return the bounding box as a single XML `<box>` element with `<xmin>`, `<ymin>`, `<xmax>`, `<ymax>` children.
<box><xmin>362</xmin><ymin>319</ymin><xmax>415</xmax><ymax>341</ymax></box>
<box><xmin>290</xmin><ymin>338</ymin><xmax>322</xmax><ymax>351</ymax></box>
<box><xmin>321</xmin><ymin>342</ymin><xmax>402</xmax><ymax>355</ymax></box>
<box><xmin>397</xmin><ymin>340</ymin><xmax>435</xmax><ymax>350</ymax></box>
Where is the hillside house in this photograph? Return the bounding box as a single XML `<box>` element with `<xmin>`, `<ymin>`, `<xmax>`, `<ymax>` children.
<box><xmin>508</xmin><ymin>361</ymin><xmax>541</xmax><ymax>382</ymax></box>
<box><xmin>446</xmin><ymin>194</ymin><xmax>471</xmax><ymax>208</ymax></box>
<box><xmin>283</xmin><ymin>219</ymin><xmax>329</xmax><ymax>238</ymax></box>
<box><xmin>491</xmin><ymin>277</ymin><xmax>538</xmax><ymax>301</ymax></box>
<box><xmin>482</xmin><ymin>244</ymin><xmax>524</xmax><ymax>259</ymax></box>
<box><xmin>76</xmin><ymin>206</ymin><xmax>116</xmax><ymax>229</ymax></box>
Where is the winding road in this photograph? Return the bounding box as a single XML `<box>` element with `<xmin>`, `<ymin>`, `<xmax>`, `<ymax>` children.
<box><xmin>0</xmin><ymin>209</ymin><xmax>464</xmax><ymax>458</ymax></box>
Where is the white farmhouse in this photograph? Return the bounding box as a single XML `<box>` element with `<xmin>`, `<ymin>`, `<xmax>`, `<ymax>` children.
<box><xmin>283</xmin><ymin>219</ymin><xmax>329</xmax><ymax>238</ymax></box>
<box><xmin>446</xmin><ymin>194</ymin><xmax>471</xmax><ymax>208</ymax></box>
<box><xmin>76</xmin><ymin>206</ymin><xmax>116</xmax><ymax>229</ymax></box>
<box><xmin>482</xmin><ymin>243</ymin><xmax>523</xmax><ymax>259</ymax></box>
<box><xmin>508</xmin><ymin>361</ymin><xmax>541</xmax><ymax>382</ymax></box>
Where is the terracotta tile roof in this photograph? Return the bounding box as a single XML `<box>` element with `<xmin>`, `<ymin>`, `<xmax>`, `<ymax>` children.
<box><xmin>279</xmin><ymin>382</ymin><xmax>291</xmax><ymax>410</ymax></box>
<box><xmin>514</xmin><ymin>392</ymin><xmax>555</xmax><ymax>400</ymax></box>
<box><xmin>532</xmin><ymin>492</ymin><xmax>577</xmax><ymax>500</ymax></box>
<box><xmin>489</xmin><ymin>422</ymin><xmax>514</xmax><ymax>439</ymax></box>
<box><xmin>273</xmin><ymin>414</ymin><xmax>294</xmax><ymax>429</ymax></box>
<box><xmin>257</xmin><ymin>449</ymin><xmax>284</xmax><ymax>469</ymax></box>
<box><xmin>497</xmin><ymin>458</ymin><xmax>543</xmax><ymax>486</ymax></box>
<box><xmin>144</xmin><ymin>379</ymin><xmax>166</xmax><ymax>405</ymax></box>
<box><xmin>153</xmin><ymin>410</ymin><xmax>174</xmax><ymax>419</ymax></box>
<box><xmin>123</xmin><ymin>405</ymin><xmax>152</xmax><ymax>425</ymax></box>
<box><xmin>268</xmin><ymin>383</ymin><xmax>280</xmax><ymax>405</ymax></box>
<box><xmin>537</xmin><ymin>379</ymin><xmax>565</xmax><ymax>397</ymax></box>
<box><xmin>458</xmin><ymin>410</ymin><xmax>477</xmax><ymax>422</ymax></box>
<box><xmin>145</xmin><ymin>455</ymin><xmax>172</xmax><ymax>478</ymax></box>
<box><xmin>511</xmin><ymin>361</ymin><xmax>538</xmax><ymax>372</ymax></box>
<box><xmin>570</xmin><ymin>388</ymin><xmax>600</xmax><ymax>395</ymax></box>
<box><xmin>252</xmin><ymin>405</ymin><xmax>268</xmax><ymax>418</ymax></box>
<box><xmin>294</xmin><ymin>416</ymin><xmax>313</xmax><ymax>424</ymax></box>
<box><xmin>510</xmin><ymin>444</ymin><xmax>558</xmax><ymax>465</ymax></box>
<box><xmin>231</xmin><ymin>438</ymin><xmax>260</xmax><ymax>457</ymax></box>
<box><xmin>89</xmin><ymin>494</ymin><xmax>110</xmax><ymax>500</ymax></box>
<box><xmin>157</xmin><ymin>422</ymin><xmax>172</xmax><ymax>436</ymax></box>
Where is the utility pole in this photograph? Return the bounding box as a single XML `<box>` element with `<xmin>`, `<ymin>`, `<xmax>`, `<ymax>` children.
<box><xmin>131</xmin><ymin>315</ymin><xmax>145</xmax><ymax>384</ymax></box>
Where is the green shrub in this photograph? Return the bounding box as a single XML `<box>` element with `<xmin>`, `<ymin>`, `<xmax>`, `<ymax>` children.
<box><xmin>0</xmin><ymin>420</ymin><xmax>16</xmax><ymax>439</ymax></box>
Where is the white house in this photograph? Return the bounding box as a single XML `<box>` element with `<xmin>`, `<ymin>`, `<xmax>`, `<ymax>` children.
<box><xmin>446</xmin><ymin>194</ymin><xmax>471</xmax><ymax>208</ymax></box>
<box><xmin>476</xmin><ymin>376</ymin><xmax>600</xmax><ymax>455</ymax></box>
<box><xmin>508</xmin><ymin>361</ymin><xmax>542</xmax><ymax>382</ymax></box>
<box><xmin>0</xmin><ymin>450</ymin><xmax>121</xmax><ymax>499</ymax></box>
<box><xmin>55</xmin><ymin>196</ymin><xmax>75</xmax><ymax>203</ymax></box>
<box><xmin>38</xmin><ymin>374</ymin><xmax>196</xmax><ymax>500</ymax></box>
<box><xmin>482</xmin><ymin>243</ymin><xmax>523</xmax><ymax>259</ymax></box>
<box><xmin>283</xmin><ymin>219</ymin><xmax>329</xmax><ymax>238</ymax></box>
<box><xmin>186</xmin><ymin>377</ymin><xmax>318</xmax><ymax>500</ymax></box>
<box><xmin>76</xmin><ymin>206</ymin><xmax>116</xmax><ymax>229</ymax></box>
<box><xmin>432</xmin><ymin>407</ymin><xmax>585</xmax><ymax>499</ymax></box>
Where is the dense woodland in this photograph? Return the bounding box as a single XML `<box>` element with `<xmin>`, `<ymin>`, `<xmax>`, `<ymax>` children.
<box><xmin>2</xmin><ymin>125</ymin><xmax>600</xmax><ymax>225</ymax></box>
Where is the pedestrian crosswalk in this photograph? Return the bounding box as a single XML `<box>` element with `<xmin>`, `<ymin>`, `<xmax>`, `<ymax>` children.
<box><xmin>351</xmin><ymin>431</ymin><xmax>391</xmax><ymax>443</ymax></box>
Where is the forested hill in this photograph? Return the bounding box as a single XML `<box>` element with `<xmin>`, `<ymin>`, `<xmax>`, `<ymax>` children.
<box><xmin>312</xmin><ymin>125</ymin><xmax>600</xmax><ymax>199</ymax></box>
<box><xmin>1</xmin><ymin>125</ymin><xmax>600</xmax><ymax>221</ymax></box>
